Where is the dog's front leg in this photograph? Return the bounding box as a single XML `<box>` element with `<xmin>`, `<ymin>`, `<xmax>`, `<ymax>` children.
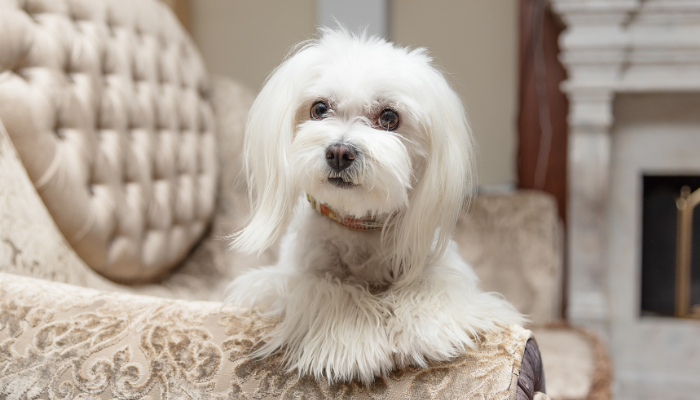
<box><xmin>252</xmin><ymin>271</ymin><xmax>396</xmax><ymax>384</ymax></box>
<box><xmin>385</xmin><ymin>249</ymin><xmax>524</xmax><ymax>369</ymax></box>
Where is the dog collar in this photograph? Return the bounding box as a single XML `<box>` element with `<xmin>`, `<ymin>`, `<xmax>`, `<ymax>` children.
<box><xmin>306</xmin><ymin>194</ymin><xmax>384</xmax><ymax>231</ymax></box>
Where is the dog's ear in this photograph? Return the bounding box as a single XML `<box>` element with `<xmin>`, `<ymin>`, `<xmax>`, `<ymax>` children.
<box><xmin>391</xmin><ymin>64</ymin><xmax>476</xmax><ymax>282</ymax></box>
<box><xmin>230</xmin><ymin>49</ymin><xmax>313</xmax><ymax>255</ymax></box>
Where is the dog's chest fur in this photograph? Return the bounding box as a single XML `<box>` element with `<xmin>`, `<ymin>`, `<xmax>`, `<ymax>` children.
<box><xmin>293</xmin><ymin>207</ymin><xmax>393</xmax><ymax>286</ymax></box>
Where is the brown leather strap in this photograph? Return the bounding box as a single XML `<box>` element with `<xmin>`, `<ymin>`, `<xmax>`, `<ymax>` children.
<box><xmin>517</xmin><ymin>339</ymin><xmax>546</xmax><ymax>400</ymax></box>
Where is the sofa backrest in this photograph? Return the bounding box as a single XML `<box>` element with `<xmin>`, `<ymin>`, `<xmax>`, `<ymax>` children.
<box><xmin>0</xmin><ymin>0</ymin><xmax>218</xmax><ymax>283</ymax></box>
<box><xmin>454</xmin><ymin>192</ymin><xmax>562</xmax><ymax>324</ymax></box>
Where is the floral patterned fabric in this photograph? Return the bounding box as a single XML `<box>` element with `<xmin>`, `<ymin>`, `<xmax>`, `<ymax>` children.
<box><xmin>0</xmin><ymin>272</ymin><xmax>533</xmax><ymax>399</ymax></box>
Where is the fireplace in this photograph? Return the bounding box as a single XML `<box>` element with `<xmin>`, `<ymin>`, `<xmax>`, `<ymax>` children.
<box><xmin>641</xmin><ymin>176</ymin><xmax>700</xmax><ymax>318</ymax></box>
<box><xmin>551</xmin><ymin>1</ymin><xmax>700</xmax><ymax>398</ymax></box>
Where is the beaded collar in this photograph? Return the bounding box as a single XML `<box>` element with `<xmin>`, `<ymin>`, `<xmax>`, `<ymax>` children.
<box><xmin>306</xmin><ymin>194</ymin><xmax>384</xmax><ymax>231</ymax></box>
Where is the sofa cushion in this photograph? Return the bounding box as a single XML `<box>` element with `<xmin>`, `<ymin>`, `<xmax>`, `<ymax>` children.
<box><xmin>0</xmin><ymin>0</ymin><xmax>217</xmax><ymax>283</ymax></box>
<box><xmin>532</xmin><ymin>325</ymin><xmax>611</xmax><ymax>400</ymax></box>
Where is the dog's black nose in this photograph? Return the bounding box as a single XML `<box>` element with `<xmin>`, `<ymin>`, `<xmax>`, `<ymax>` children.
<box><xmin>326</xmin><ymin>144</ymin><xmax>357</xmax><ymax>171</ymax></box>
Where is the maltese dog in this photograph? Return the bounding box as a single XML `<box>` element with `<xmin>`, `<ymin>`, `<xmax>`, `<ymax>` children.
<box><xmin>225</xmin><ymin>28</ymin><xmax>524</xmax><ymax>384</ymax></box>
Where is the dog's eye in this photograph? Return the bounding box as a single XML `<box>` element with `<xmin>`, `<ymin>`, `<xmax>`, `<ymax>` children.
<box><xmin>378</xmin><ymin>109</ymin><xmax>399</xmax><ymax>131</ymax></box>
<box><xmin>310</xmin><ymin>101</ymin><xmax>329</xmax><ymax>120</ymax></box>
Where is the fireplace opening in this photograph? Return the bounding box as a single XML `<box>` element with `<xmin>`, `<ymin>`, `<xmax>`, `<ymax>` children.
<box><xmin>641</xmin><ymin>175</ymin><xmax>700</xmax><ymax>317</ymax></box>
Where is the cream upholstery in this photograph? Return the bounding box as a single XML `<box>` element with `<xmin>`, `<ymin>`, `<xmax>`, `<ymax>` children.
<box><xmin>0</xmin><ymin>71</ymin><xmax>265</xmax><ymax>301</ymax></box>
<box><xmin>0</xmin><ymin>0</ymin><xmax>217</xmax><ymax>283</ymax></box>
<box><xmin>0</xmin><ymin>272</ymin><xmax>535</xmax><ymax>399</ymax></box>
<box><xmin>456</xmin><ymin>192</ymin><xmax>561</xmax><ymax>325</ymax></box>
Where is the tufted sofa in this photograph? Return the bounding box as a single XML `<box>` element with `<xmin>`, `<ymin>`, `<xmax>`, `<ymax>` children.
<box><xmin>0</xmin><ymin>0</ymin><xmax>608</xmax><ymax>399</ymax></box>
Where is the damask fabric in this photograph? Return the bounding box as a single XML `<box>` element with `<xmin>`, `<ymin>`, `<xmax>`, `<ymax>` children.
<box><xmin>0</xmin><ymin>0</ymin><xmax>218</xmax><ymax>283</ymax></box>
<box><xmin>0</xmin><ymin>272</ymin><xmax>541</xmax><ymax>400</ymax></box>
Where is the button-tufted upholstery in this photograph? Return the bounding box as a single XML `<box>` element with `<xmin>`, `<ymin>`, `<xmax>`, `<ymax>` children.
<box><xmin>0</xmin><ymin>0</ymin><xmax>217</xmax><ymax>283</ymax></box>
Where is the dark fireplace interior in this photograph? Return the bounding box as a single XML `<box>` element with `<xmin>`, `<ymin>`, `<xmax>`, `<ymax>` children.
<box><xmin>641</xmin><ymin>175</ymin><xmax>700</xmax><ymax>317</ymax></box>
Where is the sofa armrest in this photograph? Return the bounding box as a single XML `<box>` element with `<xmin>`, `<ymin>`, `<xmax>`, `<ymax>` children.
<box><xmin>0</xmin><ymin>271</ymin><xmax>544</xmax><ymax>399</ymax></box>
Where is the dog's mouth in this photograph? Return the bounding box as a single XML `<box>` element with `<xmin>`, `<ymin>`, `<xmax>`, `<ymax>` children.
<box><xmin>327</xmin><ymin>168</ymin><xmax>360</xmax><ymax>189</ymax></box>
<box><xmin>328</xmin><ymin>177</ymin><xmax>357</xmax><ymax>189</ymax></box>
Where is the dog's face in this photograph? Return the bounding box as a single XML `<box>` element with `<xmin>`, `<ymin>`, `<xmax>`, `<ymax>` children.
<box><xmin>234</xmin><ymin>29</ymin><xmax>475</xmax><ymax>279</ymax></box>
<box><xmin>290</xmin><ymin>48</ymin><xmax>426</xmax><ymax>217</ymax></box>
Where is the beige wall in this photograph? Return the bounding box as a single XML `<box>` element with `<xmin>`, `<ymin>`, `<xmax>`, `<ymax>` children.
<box><xmin>190</xmin><ymin>0</ymin><xmax>518</xmax><ymax>187</ymax></box>
<box><xmin>191</xmin><ymin>0</ymin><xmax>316</xmax><ymax>93</ymax></box>
<box><xmin>391</xmin><ymin>1</ymin><xmax>518</xmax><ymax>187</ymax></box>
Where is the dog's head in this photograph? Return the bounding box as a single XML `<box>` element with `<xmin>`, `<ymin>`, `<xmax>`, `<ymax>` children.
<box><xmin>233</xmin><ymin>28</ymin><xmax>475</xmax><ymax>281</ymax></box>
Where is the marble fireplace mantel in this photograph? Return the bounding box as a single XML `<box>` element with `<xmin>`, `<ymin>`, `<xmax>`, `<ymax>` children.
<box><xmin>551</xmin><ymin>0</ymin><xmax>700</xmax><ymax>326</ymax></box>
<box><xmin>551</xmin><ymin>0</ymin><xmax>700</xmax><ymax>398</ymax></box>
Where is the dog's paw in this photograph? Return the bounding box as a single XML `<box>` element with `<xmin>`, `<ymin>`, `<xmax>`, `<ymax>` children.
<box><xmin>290</xmin><ymin>323</ymin><xmax>395</xmax><ymax>384</ymax></box>
<box><xmin>385</xmin><ymin>264</ymin><xmax>525</xmax><ymax>368</ymax></box>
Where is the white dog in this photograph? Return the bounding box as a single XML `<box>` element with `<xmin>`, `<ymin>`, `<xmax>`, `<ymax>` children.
<box><xmin>225</xmin><ymin>28</ymin><xmax>524</xmax><ymax>384</ymax></box>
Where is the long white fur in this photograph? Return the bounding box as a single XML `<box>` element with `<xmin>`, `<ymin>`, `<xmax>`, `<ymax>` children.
<box><xmin>225</xmin><ymin>28</ymin><xmax>524</xmax><ymax>384</ymax></box>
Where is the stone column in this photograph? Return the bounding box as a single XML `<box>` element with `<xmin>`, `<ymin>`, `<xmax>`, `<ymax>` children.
<box><xmin>550</xmin><ymin>0</ymin><xmax>639</xmax><ymax>337</ymax></box>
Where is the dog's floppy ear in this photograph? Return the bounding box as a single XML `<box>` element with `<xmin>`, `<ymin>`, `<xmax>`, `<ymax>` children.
<box><xmin>391</xmin><ymin>62</ymin><xmax>476</xmax><ymax>282</ymax></box>
<box><xmin>231</xmin><ymin>46</ymin><xmax>315</xmax><ymax>255</ymax></box>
